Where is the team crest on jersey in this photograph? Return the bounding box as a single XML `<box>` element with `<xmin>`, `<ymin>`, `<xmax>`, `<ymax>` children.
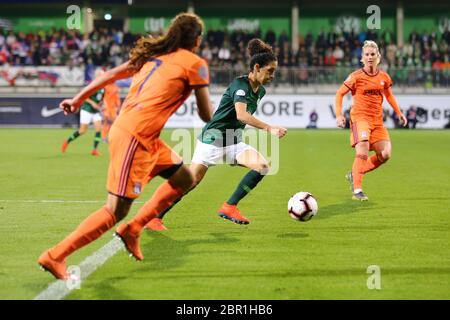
<box><xmin>198</xmin><ymin>65</ymin><xmax>208</xmax><ymax>80</ymax></box>
<box><xmin>133</xmin><ymin>183</ymin><xmax>142</xmax><ymax>195</ymax></box>
<box><xmin>236</xmin><ymin>89</ymin><xmax>246</xmax><ymax>96</ymax></box>
<box><xmin>380</xmin><ymin>80</ymin><xmax>385</xmax><ymax>86</ymax></box>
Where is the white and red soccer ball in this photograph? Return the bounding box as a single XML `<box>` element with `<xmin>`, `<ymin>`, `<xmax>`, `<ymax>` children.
<box><xmin>288</xmin><ymin>192</ymin><xmax>318</xmax><ymax>222</ymax></box>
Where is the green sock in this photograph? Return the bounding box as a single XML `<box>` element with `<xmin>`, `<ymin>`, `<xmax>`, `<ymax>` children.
<box><xmin>93</xmin><ymin>132</ymin><xmax>101</xmax><ymax>149</ymax></box>
<box><xmin>67</xmin><ymin>131</ymin><xmax>80</xmax><ymax>143</ymax></box>
<box><xmin>227</xmin><ymin>170</ymin><xmax>265</xmax><ymax>205</ymax></box>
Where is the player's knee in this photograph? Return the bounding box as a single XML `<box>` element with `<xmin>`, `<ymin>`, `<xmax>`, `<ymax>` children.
<box><xmin>191</xmin><ymin>177</ymin><xmax>201</xmax><ymax>189</ymax></box>
<box><xmin>191</xmin><ymin>172</ymin><xmax>206</xmax><ymax>189</ymax></box>
<box><xmin>380</xmin><ymin>150</ymin><xmax>391</xmax><ymax>162</ymax></box>
<box><xmin>256</xmin><ymin>163</ymin><xmax>270</xmax><ymax>175</ymax></box>
<box><xmin>112</xmin><ymin>208</ymin><xmax>128</xmax><ymax>222</ymax></box>
<box><xmin>106</xmin><ymin>197</ymin><xmax>132</xmax><ymax>221</ymax></box>
<box><xmin>78</xmin><ymin>127</ymin><xmax>87</xmax><ymax>134</ymax></box>
<box><xmin>176</xmin><ymin>169</ymin><xmax>195</xmax><ymax>191</ymax></box>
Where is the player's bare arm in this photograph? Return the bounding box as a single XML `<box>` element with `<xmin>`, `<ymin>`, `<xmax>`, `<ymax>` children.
<box><xmin>194</xmin><ymin>86</ymin><xmax>213</xmax><ymax>122</ymax></box>
<box><xmin>384</xmin><ymin>86</ymin><xmax>408</xmax><ymax>127</ymax></box>
<box><xmin>335</xmin><ymin>84</ymin><xmax>350</xmax><ymax>128</ymax></box>
<box><xmin>60</xmin><ymin>61</ymin><xmax>135</xmax><ymax>114</ymax></box>
<box><xmin>235</xmin><ymin>102</ymin><xmax>287</xmax><ymax>138</ymax></box>
<box><xmin>85</xmin><ymin>98</ymin><xmax>101</xmax><ymax>111</ymax></box>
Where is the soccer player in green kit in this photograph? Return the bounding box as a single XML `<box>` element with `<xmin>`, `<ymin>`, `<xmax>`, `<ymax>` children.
<box><xmin>147</xmin><ymin>38</ymin><xmax>287</xmax><ymax>230</ymax></box>
<box><xmin>61</xmin><ymin>70</ymin><xmax>106</xmax><ymax>156</ymax></box>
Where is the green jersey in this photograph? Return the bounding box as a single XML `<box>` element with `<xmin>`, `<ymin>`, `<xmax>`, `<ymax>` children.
<box><xmin>81</xmin><ymin>89</ymin><xmax>105</xmax><ymax>114</ymax></box>
<box><xmin>200</xmin><ymin>75</ymin><xmax>266</xmax><ymax>146</ymax></box>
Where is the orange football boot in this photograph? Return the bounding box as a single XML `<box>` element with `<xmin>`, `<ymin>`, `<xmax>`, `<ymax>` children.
<box><xmin>38</xmin><ymin>250</ymin><xmax>68</xmax><ymax>280</ymax></box>
<box><xmin>115</xmin><ymin>223</ymin><xmax>144</xmax><ymax>261</ymax></box>
<box><xmin>90</xmin><ymin>149</ymin><xmax>101</xmax><ymax>156</ymax></box>
<box><xmin>145</xmin><ymin>218</ymin><xmax>168</xmax><ymax>231</ymax></box>
<box><xmin>217</xmin><ymin>202</ymin><xmax>250</xmax><ymax>225</ymax></box>
<box><xmin>61</xmin><ymin>140</ymin><xmax>69</xmax><ymax>153</ymax></box>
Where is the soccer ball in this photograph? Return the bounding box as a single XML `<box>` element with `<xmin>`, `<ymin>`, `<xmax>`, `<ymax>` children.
<box><xmin>288</xmin><ymin>192</ymin><xmax>318</xmax><ymax>222</ymax></box>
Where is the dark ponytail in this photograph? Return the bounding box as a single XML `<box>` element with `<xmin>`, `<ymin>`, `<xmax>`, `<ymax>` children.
<box><xmin>129</xmin><ymin>13</ymin><xmax>204</xmax><ymax>72</ymax></box>
<box><xmin>247</xmin><ymin>38</ymin><xmax>277</xmax><ymax>71</ymax></box>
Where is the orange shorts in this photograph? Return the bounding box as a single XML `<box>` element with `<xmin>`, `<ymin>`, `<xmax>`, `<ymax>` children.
<box><xmin>107</xmin><ymin>126</ymin><xmax>182</xmax><ymax>199</ymax></box>
<box><xmin>350</xmin><ymin>119</ymin><xmax>390</xmax><ymax>150</ymax></box>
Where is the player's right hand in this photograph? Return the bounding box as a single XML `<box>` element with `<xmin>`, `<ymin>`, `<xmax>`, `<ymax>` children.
<box><xmin>269</xmin><ymin>126</ymin><xmax>288</xmax><ymax>138</ymax></box>
<box><xmin>59</xmin><ymin>99</ymin><xmax>79</xmax><ymax>115</ymax></box>
<box><xmin>336</xmin><ymin>115</ymin><xmax>346</xmax><ymax>128</ymax></box>
<box><xmin>398</xmin><ymin>113</ymin><xmax>408</xmax><ymax>127</ymax></box>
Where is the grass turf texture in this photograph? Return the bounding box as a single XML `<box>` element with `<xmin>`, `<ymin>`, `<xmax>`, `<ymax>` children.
<box><xmin>0</xmin><ymin>128</ymin><xmax>449</xmax><ymax>299</ymax></box>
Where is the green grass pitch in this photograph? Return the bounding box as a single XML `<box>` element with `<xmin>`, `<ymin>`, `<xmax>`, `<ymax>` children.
<box><xmin>0</xmin><ymin>128</ymin><xmax>449</xmax><ymax>299</ymax></box>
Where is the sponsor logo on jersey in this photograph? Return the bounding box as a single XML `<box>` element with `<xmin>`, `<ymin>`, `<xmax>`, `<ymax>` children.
<box><xmin>363</xmin><ymin>89</ymin><xmax>383</xmax><ymax>95</ymax></box>
<box><xmin>236</xmin><ymin>89</ymin><xmax>246</xmax><ymax>96</ymax></box>
<box><xmin>361</xmin><ymin>131</ymin><xmax>368</xmax><ymax>138</ymax></box>
<box><xmin>380</xmin><ymin>80</ymin><xmax>385</xmax><ymax>86</ymax></box>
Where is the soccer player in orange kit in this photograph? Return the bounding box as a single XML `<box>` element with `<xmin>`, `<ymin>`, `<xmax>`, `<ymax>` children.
<box><xmin>335</xmin><ymin>40</ymin><xmax>407</xmax><ymax>201</ymax></box>
<box><xmin>38</xmin><ymin>13</ymin><xmax>213</xmax><ymax>280</ymax></box>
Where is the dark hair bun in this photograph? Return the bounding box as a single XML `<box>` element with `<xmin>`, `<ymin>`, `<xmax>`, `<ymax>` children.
<box><xmin>247</xmin><ymin>38</ymin><xmax>273</xmax><ymax>57</ymax></box>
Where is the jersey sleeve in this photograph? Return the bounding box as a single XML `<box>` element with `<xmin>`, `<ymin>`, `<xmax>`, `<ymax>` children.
<box><xmin>91</xmin><ymin>89</ymin><xmax>104</xmax><ymax>103</ymax></box>
<box><xmin>383</xmin><ymin>72</ymin><xmax>393</xmax><ymax>89</ymax></box>
<box><xmin>187</xmin><ymin>58</ymin><xmax>209</xmax><ymax>88</ymax></box>
<box><xmin>343</xmin><ymin>73</ymin><xmax>357</xmax><ymax>92</ymax></box>
<box><xmin>232</xmin><ymin>81</ymin><xmax>248</xmax><ymax>104</ymax></box>
<box><xmin>260</xmin><ymin>86</ymin><xmax>266</xmax><ymax>100</ymax></box>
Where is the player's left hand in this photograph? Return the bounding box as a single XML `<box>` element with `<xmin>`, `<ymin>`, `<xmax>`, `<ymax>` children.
<box><xmin>59</xmin><ymin>99</ymin><xmax>80</xmax><ymax>115</ymax></box>
<box><xmin>336</xmin><ymin>115</ymin><xmax>346</xmax><ymax>128</ymax></box>
<box><xmin>399</xmin><ymin>113</ymin><xmax>408</xmax><ymax>127</ymax></box>
<box><xmin>269</xmin><ymin>126</ymin><xmax>287</xmax><ymax>138</ymax></box>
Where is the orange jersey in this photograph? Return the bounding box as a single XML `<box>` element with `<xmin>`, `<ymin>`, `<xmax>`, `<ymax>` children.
<box><xmin>113</xmin><ymin>49</ymin><xmax>209</xmax><ymax>149</ymax></box>
<box><xmin>343</xmin><ymin>68</ymin><xmax>393</xmax><ymax>124</ymax></box>
<box><xmin>104</xmin><ymin>83</ymin><xmax>121</xmax><ymax>118</ymax></box>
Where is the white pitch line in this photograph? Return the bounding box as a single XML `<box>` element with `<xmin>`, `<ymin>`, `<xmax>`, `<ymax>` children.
<box><xmin>34</xmin><ymin>237</ymin><xmax>125</xmax><ymax>300</ymax></box>
<box><xmin>9</xmin><ymin>198</ymin><xmax>143</xmax><ymax>299</ymax></box>
<box><xmin>0</xmin><ymin>199</ymin><xmax>144</xmax><ymax>204</ymax></box>
<box><xmin>0</xmin><ymin>199</ymin><xmax>105</xmax><ymax>204</ymax></box>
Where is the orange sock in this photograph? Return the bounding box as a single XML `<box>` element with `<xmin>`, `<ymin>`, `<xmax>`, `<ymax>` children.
<box><xmin>363</xmin><ymin>154</ymin><xmax>384</xmax><ymax>173</ymax></box>
<box><xmin>129</xmin><ymin>182</ymin><xmax>185</xmax><ymax>234</ymax></box>
<box><xmin>49</xmin><ymin>206</ymin><xmax>116</xmax><ymax>260</ymax></box>
<box><xmin>102</xmin><ymin>123</ymin><xmax>111</xmax><ymax>140</ymax></box>
<box><xmin>352</xmin><ymin>154</ymin><xmax>368</xmax><ymax>190</ymax></box>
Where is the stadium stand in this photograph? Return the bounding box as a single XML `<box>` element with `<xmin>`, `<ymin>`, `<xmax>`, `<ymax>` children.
<box><xmin>0</xmin><ymin>0</ymin><xmax>448</xmax><ymax>93</ymax></box>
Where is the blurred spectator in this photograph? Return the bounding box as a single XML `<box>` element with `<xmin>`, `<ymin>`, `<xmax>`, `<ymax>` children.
<box><xmin>278</xmin><ymin>30</ymin><xmax>289</xmax><ymax>50</ymax></box>
<box><xmin>265</xmin><ymin>27</ymin><xmax>276</xmax><ymax>47</ymax></box>
<box><xmin>0</xmin><ymin>25</ymin><xmax>448</xmax><ymax>89</ymax></box>
<box><xmin>307</xmin><ymin>109</ymin><xmax>318</xmax><ymax>128</ymax></box>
